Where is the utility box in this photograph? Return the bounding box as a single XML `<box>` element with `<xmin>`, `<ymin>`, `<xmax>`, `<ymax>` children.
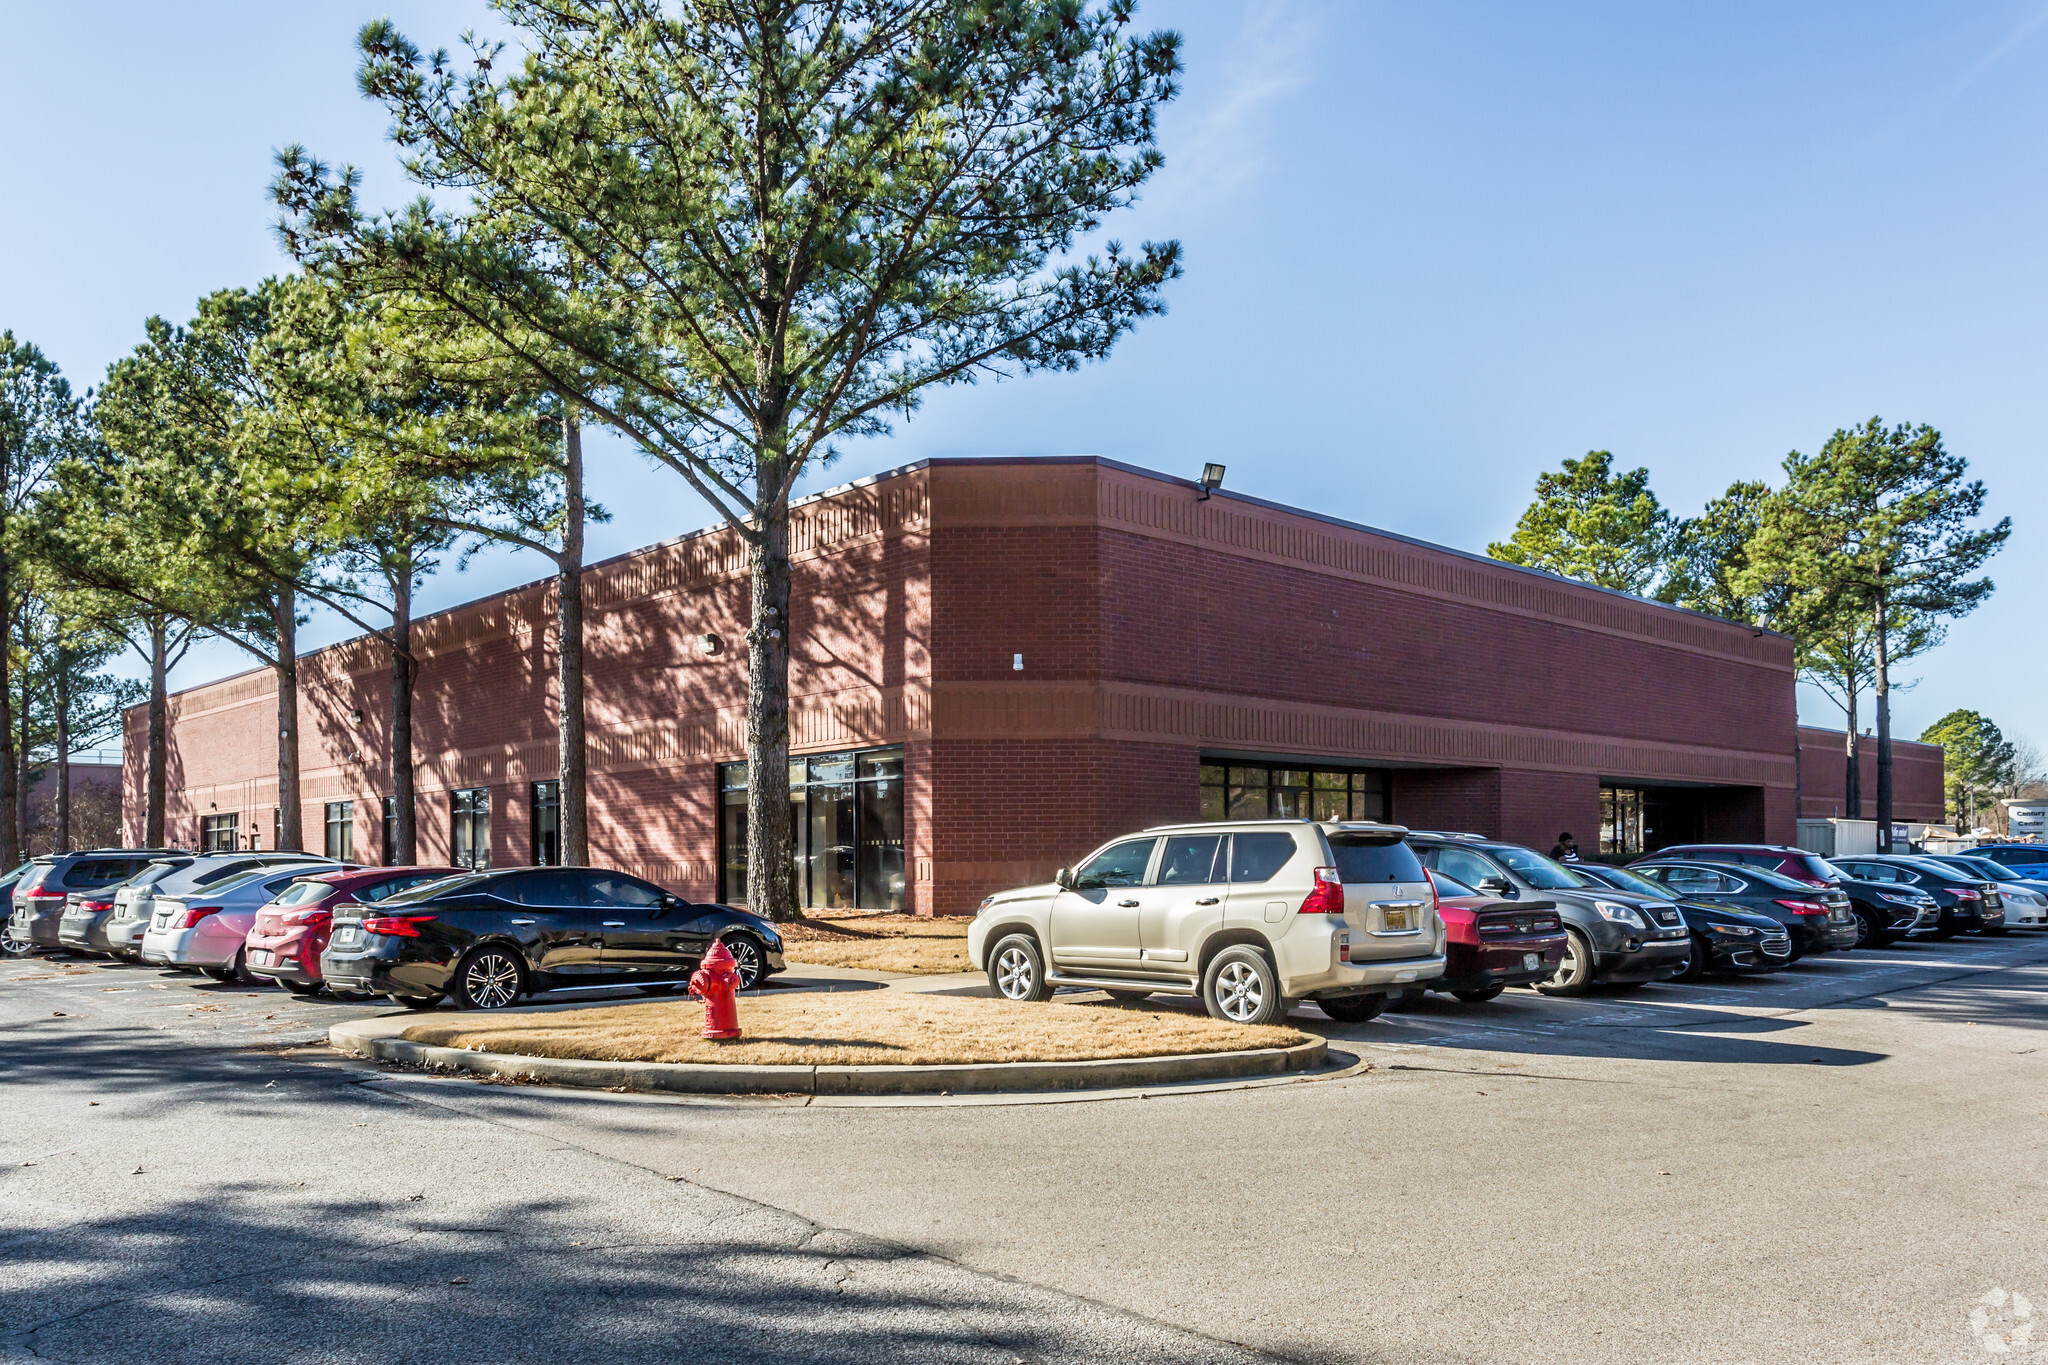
<box><xmin>1796</xmin><ymin>818</ymin><xmax>1878</xmax><ymax>858</ymax></box>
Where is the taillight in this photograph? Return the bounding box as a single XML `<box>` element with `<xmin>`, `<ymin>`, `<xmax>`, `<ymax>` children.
<box><xmin>282</xmin><ymin>908</ymin><xmax>333</xmax><ymax>926</ymax></box>
<box><xmin>27</xmin><ymin>889</ymin><xmax>64</xmax><ymax>902</ymax></box>
<box><xmin>178</xmin><ymin>905</ymin><xmax>223</xmax><ymax>929</ymax></box>
<box><xmin>81</xmin><ymin>899</ymin><xmax>113</xmax><ymax>913</ymax></box>
<box><xmin>1774</xmin><ymin>899</ymin><xmax>1827</xmax><ymax>915</ymax></box>
<box><xmin>363</xmin><ymin>913</ymin><xmax>436</xmax><ymax>937</ymax></box>
<box><xmin>1299</xmin><ymin>867</ymin><xmax>1344</xmax><ymax>915</ymax></box>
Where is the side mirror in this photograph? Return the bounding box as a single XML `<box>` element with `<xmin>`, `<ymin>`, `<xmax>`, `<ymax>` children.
<box><xmin>1477</xmin><ymin>877</ymin><xmax>1513</xmax><ymax>897</ymax></box>
<box><xmin>1053</xmin><ymin>867</ymin><xmax>1073</xmax><ymax>892</ymax></box>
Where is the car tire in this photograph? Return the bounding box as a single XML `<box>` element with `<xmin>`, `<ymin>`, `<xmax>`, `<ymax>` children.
<box><xmin>1201</xmin><ymin>945</ymin><xmax>1288</xmax><ymax>1025</ymax></box>
<box><xmin>1932</xmin><ymin>914</ymin><xmax>1959</xmax><ymax>940</ymax></box>
<box><xmin>207</xmin><ymin>950</ymin><xmax>254</xmax><ymax>985</ymax></box>
<box><xmin>1318</xmin><ymin>993</ymin><xmax>1387</xmax><ymax>1023</ymax></box>
<box><xmin>287</xmin><ymin>983</ymin><xmax>325</xmax><ymax>998</ymax></box>
<box><xmin>1535</xmin><ymin>929</ymin><xmax>1596</xmax><ymax>997</ymax></box>
<box><xmin>1675</xmin><ymin>936</ymin><xmax>1710</xmax><ymax>982</ymax></box>
<box><xmin>393</xmin><ymin>993</ymin><xmax>444</xmax><ymax>1010</ymax></box>
<box><xmin>1851</xmin><ymin>911</ymin><xmax>1879</xmax><ymax>949</ymax></box>
<box><xmin>451</xmin><ymin>945</ymin><xmax>527</xmax><ymax>1011</ymax></box>
<box><xmin>987</xmin><ymin>933</ymin><xmax>1055</xmax><ymax>1002</ymax></box>
<box><xmin>1</xmin><ymin>936</ymin><xmax>36</xmax><ymax>959</ymax></box>
<box><xmin>1450</xmin><ymin>984</ymin><xmax>1507</xmax><ymax>1004</ymax></box>
<box><xmin>720</xmin><ymin>934</ymin><xmax>766</xmax><ymax>990</ymax></box>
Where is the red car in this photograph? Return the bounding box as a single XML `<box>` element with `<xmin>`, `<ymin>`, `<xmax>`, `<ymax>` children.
<box><xmin>245</xmin><ymin>866</ymin><xmax>460</xmax><ymax>994</ymax></box>
<box><xmin>1420</xmin><ymin>868</ymin><xmax>1570</xmax><ymax>1002</ymax></box>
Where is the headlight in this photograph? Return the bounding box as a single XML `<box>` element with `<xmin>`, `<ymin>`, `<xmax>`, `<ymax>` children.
<box><xmin>1593</xmin><ymin>901</ymin><xmax>1647</xmax><ymax>928</ymax></box>
<box><xmin>1707</xmin><ymin>922</ymin><xmax>1758</xmax><ymax>937</ymax></box>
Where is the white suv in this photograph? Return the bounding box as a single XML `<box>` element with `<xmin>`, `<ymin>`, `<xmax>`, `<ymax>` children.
<box><xmin>967</xmin><ymin>820</ymin><xmax>1445</xmax><ymax>1025</ymax></box>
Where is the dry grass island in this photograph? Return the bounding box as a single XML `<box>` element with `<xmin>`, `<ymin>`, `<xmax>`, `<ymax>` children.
<box><xmin>775</xmin><ymin>912</ymin><xmax>973</xmax><ymax>975</ymax></box>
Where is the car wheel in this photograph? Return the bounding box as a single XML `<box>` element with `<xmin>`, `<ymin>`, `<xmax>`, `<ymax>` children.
<box><xmin>0</xmin><ymin>936</ymin><xmax>34</xmax><ymax>959</ymax></box>
<box><xmin>206</xmin><ymin>951</ymin><xmax>253</xmax><ymax>984</ymax></box>
<box><xmin>1201</xmin><ymin>945</ymin><xmax>1287</xmax><ymax>1025</ymax></box>
<box><xmin>720</xmin><ymin>934</ymin><xmax>766</xmax><ymax>990</ymax></box>
<box><xmin>451</xmin><ymin>946</ymin><xmax>526</xmax><ymax>1011</ymax></box>
<box><xmin>1103</xmin><ymin>989</ymin><xmax>1151</xmax><ymax>1003</ymax></box>
<box><xmin>988</xmin><ymin>933</ymin><xmax>1055</xmax><ymax>1002</ymax></box>
<box><xmin>393</xmin><ymin>993</ymin><xmax>444</xmax><ymax>1011</ymax></box>
<box><xmin>1451</xmin><ymin>984</ymin><xmax>1507</xmax><ymax>1004</ymax></box>
<box><xmin>1319</xmin><ymin>993</ymin><xmax>1387</xmax><ymax>1023</ymax></box>
<box><xmin>1932</xmin><ymin>913</ymin><xmax>1959</xmax><ymax>940</ymax></box>
<box><xmin>1851</xmin><ymin>911</ymin><xmax>1878</xmax><ymax>948</ymax></box>
<box><xmin>1675</xmin><ymin>936</ymin><xmax>1709</xmax><ymax>982</ymax></box>
<box><xmin>1535</xmin><ymin>929</ymin><xmax>1595</xmax><ymax>997</ymax></box>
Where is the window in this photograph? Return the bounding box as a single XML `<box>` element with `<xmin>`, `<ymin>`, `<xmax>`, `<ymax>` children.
<box><xmin>1600</xmin><ymin>787</ymin><xmax>1645</xmax><ymax>856</ymax></box>
<box><xmin>504</xmin><ymin>870</ymin><xmax>583</xmax><ymax>906</ymax></box>
<box><xmin>586</xmin><ymin>872</ymin><xmax>665</xmax><ymax>908</ymax></box>
<box><xmin>1435</xmin><ymin>848</ymin><xmax>1503</xmax><ymax>890</ymax></box>
<box><xmin>1327</xmin><ymin>836</ymin><xmax>1426</xmax><ymax>884</ymax></box>
<box><xmin>325</xmin><ymin>801</ymin><xmax>354</xmax><ymax>862</ymax></box>
<box><xmin>451</xmin><ymin>788</ymin><xmax>491</xmax><ymax>870</ymax></box>
<box><xmin>1073</xmin><ymin>839</ymin><xmax>1157</xmax><ymax>890</ymax></box>
<box><xmin>1199</xmin><ymin>762</ymin><xmax>1389</xmax><ymax>823</ymax></box>
<box><xmin>269</xmin><ymin>808</ymin><xmax>279</xmax><ymax>851</ymax></box>
<box><xmin>1228</xmin><ymin>833</ymin><xmax>1298</xmax><ymax>884</ymax></box>
<box><xmin>718</xmin><ymin>746</ymin><xmax>905</xmax><ymax>910</ymax></box>
<box><xmin>1156</xmin><ymin>835</ymin><xmax>1223</xmax><ymax>886</ymax></box>
<box><xmin>382</xmin><ymin>797</ymin><xmax>397</xmax><ymax>866</ymax></box>
<box><xmin>360</xmin><ymin>874</ymin><xmax>441</xmax><ymax>903</ymax></box>
<box><xmin>531</xmin><ymin>781</ymin><xmax>561</xmax><ymax>866</ymax></box>
<box><xmin>201</xmin><ymin>813</ymin><xmax>238</xmax><ymax>853</ymax></box>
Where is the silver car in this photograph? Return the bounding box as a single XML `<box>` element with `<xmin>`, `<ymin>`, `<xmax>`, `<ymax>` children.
<box><xmin>969</xmin><ymin>819</ymin><xmax>1445</xmax><ymax>1025</ymax></box>
<box><xmin>138</xmin><ymin>860</ymin><xmax>341</xmax><ymax>979</ymax></box>
<box><xmin>105</xmin><ymin>854</ymin><xmax>329</xmax><ymax>961</ymax></box>
<box><xmin>1928</xmin><ymin>854</ymin><xmax>2048</xmax><ymax>928</ymax></box>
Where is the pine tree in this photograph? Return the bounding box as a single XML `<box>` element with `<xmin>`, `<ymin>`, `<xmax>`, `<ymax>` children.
<box><xmin>1489</xmin><ymin>451</ymin><xmax>1678</xmax><ymax>598</ymax></box>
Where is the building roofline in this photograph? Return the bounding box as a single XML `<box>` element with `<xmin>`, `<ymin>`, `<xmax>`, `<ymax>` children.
<box><xmin>144</xmin><ymin>452</ymin><xmax>1788</xmax><ymax>708</ymax></box>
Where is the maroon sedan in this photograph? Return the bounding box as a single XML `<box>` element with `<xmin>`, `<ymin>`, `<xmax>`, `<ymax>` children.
<box><xmin>1421</xmin><ymin>868</ymin><xmax>1569</xmax><ymax>1003</ymax></box>
<box><xmin>245</xmin><ymin>867</ymin><xmax>459</xmax><ymax>994</ymax></box>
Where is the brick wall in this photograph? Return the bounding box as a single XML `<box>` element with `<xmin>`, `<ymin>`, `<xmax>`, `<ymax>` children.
<box><xmin>1797</xmin><ymin>725</ymin><xmax>1946</xmax><ymax>823</ymax></box>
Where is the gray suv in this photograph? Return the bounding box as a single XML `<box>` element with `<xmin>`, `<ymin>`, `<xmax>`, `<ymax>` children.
<box><xmin>1404</xmin><ymin>833</ymin><xmax>1691</xmax><ymax>995</ymax></box>
<box><xmin>7</xmin><ymin>850</ymin><xmax>187</xmax><ymax>951</ymax></box>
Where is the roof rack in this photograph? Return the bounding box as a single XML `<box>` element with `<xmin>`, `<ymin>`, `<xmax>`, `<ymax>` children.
<box><xmin>1407</xmin><ymin>830</ymin><xmax>1488</xmax><ymax>841</ymax></box>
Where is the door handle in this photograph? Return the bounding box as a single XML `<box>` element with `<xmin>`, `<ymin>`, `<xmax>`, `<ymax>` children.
<box><xmin>602</xmin><ymin>921</ymin><xmax>626</xmax><ymax>928</ymax></box>
<box><xmin>1117</xmin><ymin>899</ymin><xmax>1140</xmax><ymax>908</ymax></box>
<box><xmin>1195</xmin><ymin>897</ymin><xmax>1220</xmax><ymax>906</ymax></box>
<box><xmin>509</xmin><ymin>918</ymin><xmax>535</xmax><ymax>926</ymax></box>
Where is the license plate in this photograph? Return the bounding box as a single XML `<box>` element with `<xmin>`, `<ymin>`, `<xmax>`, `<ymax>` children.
<box><xmin>1524</xmin><ymin>952</ymin><xmax>1542</xmax><ymax>971</ymax></box>
<box><xmin>1383</xmin><ymin>908</ymin><xmax>1412</xmax><ymax>931</ymax></box>
<box><xmin>249</xmin><ymin>949</ymin><xmax>270</xmax><ymax>965</ymax></box>
<box><xmin>333</xmin><ymin>927</ymin><xmax>359</xmax><ymax>946</ymax></box>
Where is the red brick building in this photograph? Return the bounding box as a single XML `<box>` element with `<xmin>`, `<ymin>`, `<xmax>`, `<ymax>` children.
<box><xmin>1796</xmin><ymin>725</ymin><xmax>1946</xmax><ymax>824</ymax></box>
<box><xmin>129</xmin><ymin>457</ymin><xmax>1853</xmax><ymax>913</ymax></box>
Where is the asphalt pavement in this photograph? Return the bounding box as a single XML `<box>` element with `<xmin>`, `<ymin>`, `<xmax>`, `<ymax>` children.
<box><xmin>5</xmin><ymin>933</ymin><xmax>2047</xmax><ymax>1364</ymax></box>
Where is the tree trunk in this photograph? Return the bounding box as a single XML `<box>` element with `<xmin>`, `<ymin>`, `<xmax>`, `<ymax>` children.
<box><xmin>557</xmin><ymin>409</ymin><xmax>589</xmax><ymax>867</ymax></box>
<box><xmin>1874</xmin><ymin>591</ymin><xmax>1893</xmax><ymax>852</ymax></box>
<box><xmin>145</xmin><ymin>617</ymin><xmax>169</xmax><ymax>847</ymax></box>
<box><xmin>389</xmin><ymin>548</ymin><xmax>417</xmax><ymax>865</ymax></box>
<box><xmin>273</xmin><ymin>590</ymin><xmax>303</xmax><ymax>853</ymax></box>
<box><xmin>745</xmin><ymin>493</ymin><xmax>796</xmax><ymax>922</ymax></box>
<box><xmin>16</xmin><ymin>685</ymin><xmax>30</xmax><ymax>860</ymax></box>
<box><xmin>54</xmin><ymin>641</ymin><xmax>70</xmax><ymax>854</ymax></box>
<box><xmin>0</xmin><ymin>547</ymin><xmax>18</xmax><ymax>870</ymax></box>
<box><xmin>1843</xmin><ymin>687</ymin><xmax>1860</xmax><ymax>819</ymax></box>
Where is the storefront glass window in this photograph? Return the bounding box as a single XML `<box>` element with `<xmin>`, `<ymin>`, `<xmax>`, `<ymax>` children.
<box><xmin>451</xmin><ymin>788</ymin><xmax>491</xmax><ymax>869</ymax></box>
<box><xmin>1201</xmin><ymin>761</ymin><xmax>1390</xmax><ymax>823</ymax></box>
<box><xmin>324</xmin><ymin>801</ymin><xmax>354</xmax><ymax>861</ymax></box>
<box><xmin>1601</xmin><ymin>786</ymin><xmax>1645</xmax><ymax>856</ymax></box>
<box><xmin>531</xmin><ymin>780</ymin><xmax>561</xmax><ymax>866</ymax></box>
<box><xmin>719</xmin><ymin>746</ymin><xmax>905</xmax><ymax>911</ymax></box>
<box><xmin>201</xmin><ymin>813</ymin><xmax>238</xmax><ymax>853</ymax></box>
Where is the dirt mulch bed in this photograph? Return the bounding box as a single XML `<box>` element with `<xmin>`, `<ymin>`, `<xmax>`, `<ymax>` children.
<box><xmin>776</xmin><ymin>912</ymin><xmax>973</xmax><ymax>975</ymax></box>
<box><xmin>401</xmin><ymin>991</ymin><xmax>1306</xmax><ymax>1068</ymax></box>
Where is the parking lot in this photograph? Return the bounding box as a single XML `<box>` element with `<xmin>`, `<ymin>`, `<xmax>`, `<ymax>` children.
<box><xmin>4</xmin><ymin>930</ymin><xmax>2045</xmax><ymax>1365</ymax></box>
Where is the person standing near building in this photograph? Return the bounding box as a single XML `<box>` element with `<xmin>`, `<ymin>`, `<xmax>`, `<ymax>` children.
<box><xmin>1551</xmin><ymin>832</ymin><xmax>1581</xmax><ymax>863</ymax></box>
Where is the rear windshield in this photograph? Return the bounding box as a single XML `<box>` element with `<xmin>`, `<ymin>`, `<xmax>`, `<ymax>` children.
<box><xmin>1726</xmin><ymin>863</ymin><xmax>1827</xmax><ymax>891</ymax></box>
<box><xmin>381</xmin><ymin>871</ymin><xmax>499</xmax><ymax>905</ymax></box>
<box><xmin>1327</xmin><ymin>836</ymin><xmax>1425</xmax><ymax>884</ymax></box>
<box><xmin>126</xmin><ymin>862</ymin><xmax>190</xmax><ymax>888</ymax></box>
<box><xmin>1491</xmin><ymin>846</ymin><xmax>1594</xmax><ymax>890</ymax></box>
<box><xmin>1780</xmin><ymin>854</ymin><xmax>1840</xmax><ymax>883</ymax></box>
<box><xmin>269</xmin><ymin>881</ymin><xmax>333</xmax><ymax>908</ymax></box>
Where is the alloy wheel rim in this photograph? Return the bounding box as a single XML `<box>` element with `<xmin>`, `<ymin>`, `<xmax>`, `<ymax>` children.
<box><xmin>1216</xmin><ymin>961</ymin><xmax>1263</xmax><ymax>1021</ymax></box>
<box><xmin>466</xmin><ymin>953</ymin><xmax>520</xmax><ymax>1009</ymax></box>
<box><xmin>1558</xmin><ymin>937</ymin><xmax>1583</xmax><ymax>984</ymax></box>
<box><xmin>995</xmin><ymin>946</ymin><xmax>1034</xmax><ymax>998</ymax></box>
<box><xmin>725</xmin><ymin>937</ymin><xmax>761</xmax><ymax>989</ymax></box>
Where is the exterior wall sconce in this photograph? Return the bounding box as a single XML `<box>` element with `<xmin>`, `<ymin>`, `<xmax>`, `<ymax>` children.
<box><xmin>697</xmin><ymin>633</ymin><xmax>723</xmax><ymax>656</ymax></box>
<box><xmin>1198</xmin><ymin>463</ymin><xmax>1226</xmax><ymax>500</ymax></box>
<box><xmin>349</xmin><ymin>708</ymin><xmax>364</xmax><ymax>723</ymax></box>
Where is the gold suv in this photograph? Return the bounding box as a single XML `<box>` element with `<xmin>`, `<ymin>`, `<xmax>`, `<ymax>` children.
<box><xmin>968</xmin><ymin>820</ymin><xmax>1445</xmax><ymax>1025</ymax></box>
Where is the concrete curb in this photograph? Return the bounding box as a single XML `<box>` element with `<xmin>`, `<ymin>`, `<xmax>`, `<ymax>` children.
<box><xmin>328</xmin><ymin>1017</ymin><xmax>1327</xmax><ymax>1096</ymax></box>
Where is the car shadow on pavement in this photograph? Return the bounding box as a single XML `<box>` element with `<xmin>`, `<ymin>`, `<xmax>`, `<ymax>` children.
<box><xmin>0</xmin><ymin>1019</ymin><xmax>380</xmax><ymax>1115</ymax></box>
<box><xmin>0</xmin><ymin>1181</ymin><xmax>1262</xmax><ymax>1365</ymax></box>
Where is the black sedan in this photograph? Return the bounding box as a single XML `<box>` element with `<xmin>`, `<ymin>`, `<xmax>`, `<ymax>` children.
<box><xmin>1828</xmin><ymin>855</ymin><xmax>2007</xmax><ymax>939</ymax></box>
<box><xmin>1628</xmin><ymin>859</ymin><xmax>1860</xmax><ymax>959</ymax></box>
<box><xmin>1575</xmin><ymin>864</ymin><xmax>1791</xmax><ymax>979</ymax></box>
<box><xmin>320</xmin><ymin>866</ymin><xmax>786</xmax><ymax>1010</ymax></box>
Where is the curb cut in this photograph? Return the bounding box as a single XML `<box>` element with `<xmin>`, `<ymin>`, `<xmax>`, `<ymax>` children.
<box><xmin>328</xmin><ymin>1017</ymin><xmax>1327</xmax><ymax>1096</ymax></box>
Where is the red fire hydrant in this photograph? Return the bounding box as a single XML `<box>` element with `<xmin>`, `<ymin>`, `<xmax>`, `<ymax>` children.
<box><xmin>689</xmin><ymin>939</ymin><xmax>743</xmax><ymax>1041</ymax></box>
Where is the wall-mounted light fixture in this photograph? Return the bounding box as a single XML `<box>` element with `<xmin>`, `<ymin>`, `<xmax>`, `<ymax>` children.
<box><xmin>349</xmin><ymin>708</ymin><xmax>364</xmax><ymax>723</ymax></box>
<box><xmin>1197</xmin><ymin>463</ymin><xmax>1226</xmax><ymax>500</ymax></box>
<box><xmin>697</xmin><ymin>633</ymin><xmax>723</xmax><ymax>656</ymax></box>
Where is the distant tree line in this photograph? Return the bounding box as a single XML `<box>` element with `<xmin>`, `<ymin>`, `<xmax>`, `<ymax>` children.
<box><xmin>1489</xmin><ymin>424</ymin><xmax>2011</xmax><ymax>848</ymax></box>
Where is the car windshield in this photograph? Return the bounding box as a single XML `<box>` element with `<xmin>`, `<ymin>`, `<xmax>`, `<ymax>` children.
<box><xmin>1956</xmin><ymin>856</ymin><xmax>2022</xmax><ymax>881</ymax></box>
<box><xmin>1489</xmin><ymin>845</ymin><xmax>1595</xmax><ymax>890</ymax></box>
<box><xmin>201</xmin><ymin>867</ymin><xmax>288</xmax><ymax>896</ymax></box>
<box><xmin>1710</xmin><ymin>862</ymin><xmax>1818</xmax><ymax>892</ymax></box>
<box><xmin>1783</xmin><ymin>854</ymin><xmax>1842</xmax><ymax>883</ymax></box>
<box><xmin>380</xmin><ymin>871</ymin><xmax>498</xmax><ymax>905</ymax></box>
<box><xmin>268</xmin><ymin>880</ymin><xmax>332</xmax><ymax>907</ymax></box>
<box><xmin>126</xmin><ymin>862</ymin><xmax>188</xmax><ymax>888</ymax></box>
<box><xmin>1903</xmin><ymin>858</ymin><xmax>1984</xmax><ymax>883</ymax></box>
<box><xmin>1975</xmin><ymin>857</ymin><xmax>2038</xmax><ymax>880</ymax></box>
<box><xmin>1586</xmin><ymin>865</ymin><xmax>1671</xmax><ymax>898</ymax></box>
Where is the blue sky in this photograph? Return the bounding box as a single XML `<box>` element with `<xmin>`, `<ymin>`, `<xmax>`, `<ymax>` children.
<box><xmin>4</xmin><ymin>1</ymin><xmax>2043</xmax><ymax>751</ymax></box>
